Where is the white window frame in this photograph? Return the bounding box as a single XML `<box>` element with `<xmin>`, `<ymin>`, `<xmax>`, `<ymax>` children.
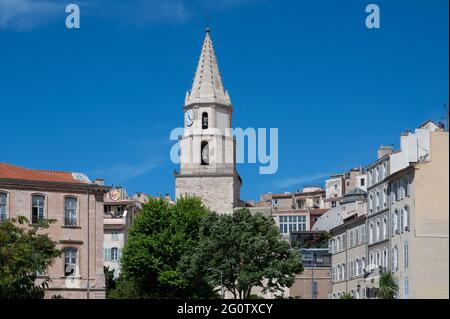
<box><xmin>404</xmin><ymin>241</ymin><xmax>409</xmax><ymax>270</ymax></box>
<box><xmin>64</xmin><ymin>197</ymin><xmax>78</xmax><ymax>226</ymax></box>
<box><xmin>0</xmin><ymin>192</ymin><xmax>7</xmax><ymax>221</ymax></box>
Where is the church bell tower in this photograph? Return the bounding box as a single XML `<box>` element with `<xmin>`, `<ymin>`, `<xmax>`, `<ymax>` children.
<box><xmin>175</xmin><ymin>29</ymin><xmax>242</xmax><ymax>214</ymax></box>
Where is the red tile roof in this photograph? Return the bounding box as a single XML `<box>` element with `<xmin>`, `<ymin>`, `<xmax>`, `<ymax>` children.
<box><xmin>0</xmin><ymin>163</ymin><xmax>91</xmax><ymax>184</ymax></box>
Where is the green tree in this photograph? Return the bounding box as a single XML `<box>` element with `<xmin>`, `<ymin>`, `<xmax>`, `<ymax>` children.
<box><xmin>104</xmin><ymin>266</ymin><xmax>116</xmax><ymax>298</ymax></box>
<box><xmin>376</xmin><ymin>271</ymin><xmax>398</xmax><ymax>299</ymax></box>
<box><xmin>113</xmin><ymin>197</ymin><xmax>215</xmax><ymax>299</ymax></box>
<box><xmin>0</xmin><ymin>217</ymin><xmax>61</xmax><ymax>299</ymax></box>
<box><xmin>340</xmin><ymin>292</ymin><xmax>355</xmax><ymax>299</ymax></box>
<box><xmin>182</xmin><ymin>209</ymin><xmax>303</xmax><ymax>299</ymax></box>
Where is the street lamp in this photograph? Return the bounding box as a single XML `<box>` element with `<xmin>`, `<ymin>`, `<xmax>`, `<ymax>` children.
<box><xmin>207</xmin><ymin>268</ymin><xmax>224</xmax><ymax>299</ymax></box>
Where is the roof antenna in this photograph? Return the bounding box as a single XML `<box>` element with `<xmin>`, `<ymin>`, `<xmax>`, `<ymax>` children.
<box><xmin>205</xmin><ymin>13</ymin><xmax>210</xmax><ymax>33</ymax></box>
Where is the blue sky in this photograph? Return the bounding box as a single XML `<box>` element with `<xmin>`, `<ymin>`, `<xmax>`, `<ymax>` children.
<box><xmin>0</xmin><ymin>0</ymin><xmax>448</xmax><ymax>201</ymax></box>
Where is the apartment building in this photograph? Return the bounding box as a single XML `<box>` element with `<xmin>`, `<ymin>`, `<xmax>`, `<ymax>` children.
<box><xmin>258</xmin><ymin>187</ymin><xmax>328</xmax><ymax>239</ymax></box>
<box><xmin>324</xmin><ymin>168</ymin><xmax>367</xmax><ymax>208</ymax></box>
<box><xmin>365</xmin><ymin>148</ymin><xmax>392</xmax><ymax>297</ymax></box>
<box><xmin>103</xmin><ymin>188</ymin><xmax>146</xmax><ymax>278</ymax></box>
<box><xmin>0</xmin><ymin>163</ymin><xmax>110</xmax><ymax>299</ymax></box>
<box><xmin>330</xmin><ymin>214</ymin><xmax>367</xmax><ymax>299</ymax></box>
<box><xmin>387</xmin><ymin>123</ymin><xmax>449</xmax><ymax>299</ymax></box>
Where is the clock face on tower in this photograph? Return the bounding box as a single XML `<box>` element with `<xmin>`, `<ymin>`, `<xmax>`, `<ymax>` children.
<box><xmin>185</xmin><ymin>110</ymin><xmax>194</xmax><ymax>127</ymax></box>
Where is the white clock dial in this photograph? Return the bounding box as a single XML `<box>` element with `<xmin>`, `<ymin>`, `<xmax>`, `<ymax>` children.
<box><xmin>185</xmin><ymin>110</ymin><xmax>194</xmax><ymax>127</ymax></box>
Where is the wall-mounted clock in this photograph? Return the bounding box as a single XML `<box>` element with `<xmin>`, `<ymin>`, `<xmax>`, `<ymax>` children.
<box><xmin>110</xmin><ymin>189</ymin><xmax>121</xmax><ymax>201</ymax></box>
<box><xmin>185</xmin><ymin>109</ymin><xmax>194</xmax><ymax>127</ymax></box>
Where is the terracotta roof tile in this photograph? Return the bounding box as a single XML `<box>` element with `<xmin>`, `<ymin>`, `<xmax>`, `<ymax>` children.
<box><xmin>0</xmin><ymin>163</ymin><xmax>91</xmax><ymax>184</ymax></box>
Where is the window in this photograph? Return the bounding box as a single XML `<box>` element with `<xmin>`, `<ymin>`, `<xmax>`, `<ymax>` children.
<box><xmin>0</xmin><ymin>192</ymin><xmax>7</xmax><ymax>221</ymax></box>
<box><xmin>404</xmin><ymin>206</ymin><xmax>410</xmax><ymax>231</ymax></box>
<box><xmin>399</xmin><ymin>209</ymin><xmax>404</xmax><ymax>233</ymax></box>
<box><xmin>355</xmin><ymin>259</ymin><xmax>360</xmax><ymax>276</ymax></box>
<box><xmin>360</xmin><ymin>178</ymin><xmax>365</xmax><ymax>187</ymax></box>
<box><xmin>391</xmin><ymin>182</ymin><xmax>397</xmax><ymax>203</ymax></box>
<box><xmin>369</xmin><ymin>252</ymin><xmax>374</xmax><ymax>268</ymax></box>
<box><xmin>397</xmin><ymin>180</ymin><xmax>402</xmax><ymax>201</ymax></box>
<box><xmin>405</xmin><ymin>175</ymin><xmax>411</xmax><ymax>197</ymax></box>
<box><xmin>337</xmin><ymin>237</ymin><xmax>341</xmax><ymax>251</ymax></box>
<box><xmin>342</xmin><ymin>233</ymin><xmax>347</xmax><ymax>249</ymax></box>
<box><xmin>64</xmin><ymin>248</ymin><xmax>78</xmax><ymax>277</ymax></box>
<box><xmin>393</xmin><ymin>210</ymin><xmax>399</xmax><ymax>235</ymax></box>
<box><xmin>375</xmin><ymin>167</ymin><xmax>380</xmax><ymax>183</ymax></box>
<box><xmin>111</xmin><ymin>231</ymin><xmax>119</xmax><ymax>241</ymax></box>
<box><xmin>361</xmin><ymin>224</ymin><xmax>366</xmax><ymax>243</ymax></box>
<box><xmin>272</xmin><ymin>199</ymin><xmax>278</xmax><ymax>206</ymax></box>
<box><xmin>404</xmin><ymin>277</ymin><xmax>409</xmax><ymax>298</ymax></box>
<box><xmin>376</xmin><ymin>219</ymin><xmax>380</xmax><ymax>242</ymax></box>
<box><xmin>383</xmin><ymin>249</ymin><xmax>388</xmax><ymax>269</ymax></box>
<box><xmin>104</xmin><ymin>205</ymin><xmax>111</xmax><ymax>213</ymax></box>
<box><xmin>375</xmin><ymin>192</ymin><xmax>380</xmax><ymax>212</ymax></box>
<box><xmin>201</xmin><ymin>141</ymin><xmax>209</xmax><ymax>165</ymax></box>
<box><xmin>355</xmin><ymin>227</ymin><xmax>359</xmax><ymax>245</ymax></box>
<box><xmin>369</xmin><ymin>222</ymin><xmax>373</xmax><ymax>244</ymax></box>
<box><xmin>111</xmin><ymin>247</ymin><xmax>120</xmax><ymax>261</ymax></box>
<box><xmin>383</xmin><ymin>217</ymin><xmax>387</xmax><ymax>239</ymax></box>
<box><xmin>349</xmin><ymin>230</ymin><xmax>353</xmax><ymax>247</ymax></box>
<box><xmin>31</xmin><ymin>195</ymin><xmax>45</xmax><ymax>224</ymax></box>
<box><xmin>279</xmin><ymin>215</ymin><xmax>306</xmax><ymax>234</ymax></box>
<box><xmin>369</xmin><ymin>194</ymin><xmax>373</xmax><ymax>214</ymax></box>
<box><xmin>64</xmin><ymin>197</ymin><xmax>78</xmax><ymax>226</ymax></box>
<box><xmin>383</xmin><ymin>187</ymin><xmax>388</xmax><ymax>208</ymax></box>
<box><xmin>376</xmin><ymin>250</ymin><xmax>381</xmax><ymax>267</ymax></box>
<box><xmin>393</xmin><ymin>246</ymin><xmax>399</xmax><ymax>271</ymax></box>
<box><xmin>404</xmin><ymin>241</ymin><xmax>409</xmax><ymax>269</ymax></box>
<box><xmin>202</xmin><ymin>112</ymin><xmax>208</xmax><ymax>129</ymax></box>
<box><xmin>361</xmin><ymin>257</ymin><xmax>366</xmax><ymax>273</ymax></box>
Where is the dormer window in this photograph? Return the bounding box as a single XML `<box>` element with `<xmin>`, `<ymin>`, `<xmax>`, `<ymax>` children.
<box><xmin>202</xmin><ymin>112</ymin><xmax>209</xmax><ymax>129</ymax></box>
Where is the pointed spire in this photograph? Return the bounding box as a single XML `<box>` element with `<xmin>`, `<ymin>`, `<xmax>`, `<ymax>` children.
<box><xmin>185</xmin><ymin>29</ymin><xmax>232</xmax><ymax>107</ymax></box>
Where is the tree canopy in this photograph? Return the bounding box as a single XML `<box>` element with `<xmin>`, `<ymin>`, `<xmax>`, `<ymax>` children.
<box><xmin>0</xmin><ymin>217</ymin><xmax>61</xmax><ymax>299</ymax></box>
<box><xmin>112</xmin><ymin>197</ymin><xmax>215</xmax><ymax>299</ymax></box>
<box><xmin>181</xmin><ymin>208</ymin><xmax>303</xmax><ymax>299</ymax></box>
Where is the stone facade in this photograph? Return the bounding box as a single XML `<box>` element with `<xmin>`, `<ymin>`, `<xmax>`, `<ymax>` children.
<box><xmin>0</xmin><ymin>163</ymin><xmax>109</xmax><ymax>299</ymax></box>
<box><xmin>388</xmin><ymin>129</ymin><xmax>449</xmax><ymax>299</ymax></box>
<box><xmin>175</xmin><ymin>29</ymin><xmax>242</xmax><ymax>214</ymax></box>
<box><xmin>176</xmin><ymin>175</ymin><xmax>240</xmax><ymax>215</ymax></box>
<box><xmin>103</xmin><ymin>188</ymin><xmax>144</xmax><ymax>278</ymax></box>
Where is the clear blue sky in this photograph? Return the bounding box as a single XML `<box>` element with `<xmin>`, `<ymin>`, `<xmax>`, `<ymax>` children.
<box><xmin>0</xmin><ymin>0</ymin><xmax>448</xmax><ymax>201</ymax></box>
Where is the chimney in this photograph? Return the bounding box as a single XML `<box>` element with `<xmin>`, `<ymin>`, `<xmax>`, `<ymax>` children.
<box><xmin>94</xmin><ymin>178</ymin><xmax>105</xmax><ymax>186</ymax></box>
<box><xmin>378</xmin><ymin>145</ymin><xmax>394</xmax><ymax>159</ymax></box>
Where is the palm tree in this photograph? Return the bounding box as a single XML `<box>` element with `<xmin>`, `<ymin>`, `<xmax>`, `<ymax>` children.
<box><xmin>376</xmin><ymin>271</ymin><xmax>398</xmax><ymax>299</ymax></box>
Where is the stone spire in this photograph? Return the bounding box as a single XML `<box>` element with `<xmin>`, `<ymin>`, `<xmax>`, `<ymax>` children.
<box><xmin>185</xmin><ymin>29</ymin><xmax>232</xmax><ymax>107</ymax></box>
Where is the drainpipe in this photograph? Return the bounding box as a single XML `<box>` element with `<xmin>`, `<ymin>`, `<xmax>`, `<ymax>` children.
<box><xmin>345</xmin><ymin>228</ymin><xmax>348</xmax><ymax>294</ymax></box>
<box><xmin>86</xmin><ymin>190</ymin><xmax>90</xmax><ymax>299</ymax></box>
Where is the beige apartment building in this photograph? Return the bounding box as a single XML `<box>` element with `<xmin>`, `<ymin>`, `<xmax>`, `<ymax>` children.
<box><xmin>388</xmin><ymin>128</ymin><xmax>449</xmax><ymax>299</ymax></box>
<box><xmin>330</xmin><ymin>215</ymin><xmax>367</xmax><ymax>299</ymax></box>
<box><xmin>103</xmin><ymin>188</ymin><xmax>146</xmax><ymax>278</ymax></box>
<box><xmin>324</xmin><ymin>168</ymin><xmax>367</xmax><ymax>209</ymax></box>
<box><xmin>0</xmin><ymin>163</ymin><xmax>109</xmax><ymax>299</ymax></box>
<box><xmin>258</xmin><ymin>187</ymin><xmax>328</xmax><ymax>239</ymax></box>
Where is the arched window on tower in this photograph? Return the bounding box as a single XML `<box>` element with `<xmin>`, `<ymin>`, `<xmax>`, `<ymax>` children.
<box><xmin>202</xmin><ymin>112</ymin><xmax>209</xmax><ymax>129</ymax></box>
<box><xmin>201</xmin><ymin>141</ymin><xmax>209</xmax><ymax>165</ymax></box>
